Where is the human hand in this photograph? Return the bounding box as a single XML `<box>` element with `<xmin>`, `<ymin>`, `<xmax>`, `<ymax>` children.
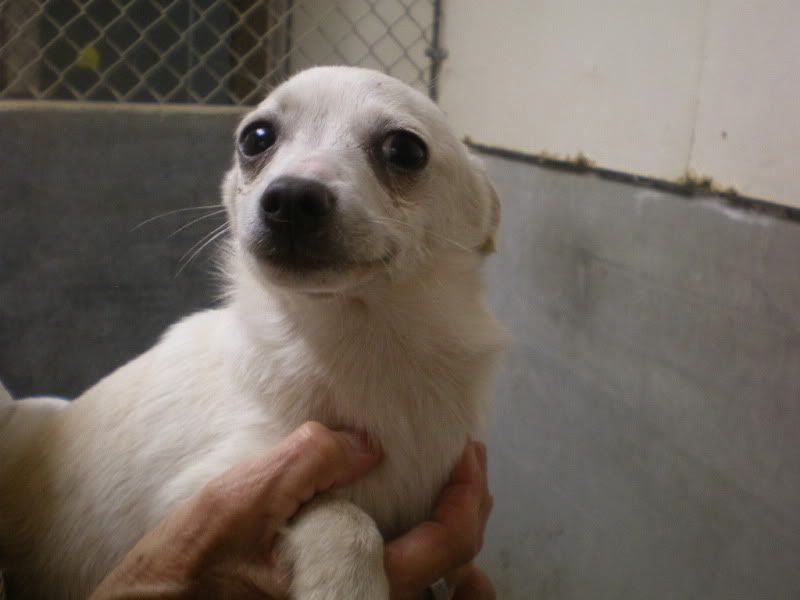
<box><xmin>89</xmin><ymin>422</ymin><xmax>380</xmax><ymax>599</ymax></box>
<box><xmin>385</xmin><ymin>441</ymin><xmax>495</xmax><ymax>600</ymax></box>
<box><xmin>91</xmin><ymin>430</ymin><xmax>495</xmax><ymax>600</ymax></box>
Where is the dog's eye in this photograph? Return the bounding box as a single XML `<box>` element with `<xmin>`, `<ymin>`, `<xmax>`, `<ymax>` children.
<box><xmin>239</xmin><ymin>121</ymin><xmax>276</xmax><ymax>157</ymax></box>
<box><xmin>381</xmin><ymin>131</ymin><xmax>428</xmax><ymax>171</ymax></box>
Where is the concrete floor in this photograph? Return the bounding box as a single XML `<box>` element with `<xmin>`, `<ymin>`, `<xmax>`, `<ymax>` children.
<box><xmin>1</xmin><ymin>105</ymin><xmax>799</xmax><ymax>598</ymax></box>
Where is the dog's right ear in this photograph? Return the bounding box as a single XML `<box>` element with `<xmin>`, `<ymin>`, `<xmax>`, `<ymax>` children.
<box><xmin>478</xmin><ymin>176</ymin><xmax>500</xmax><ymax>256</ymax></box>
<box><xmin>468</xmin><ymin>154</ymin><xmax>501</xmax><ymax>256</ymax></box>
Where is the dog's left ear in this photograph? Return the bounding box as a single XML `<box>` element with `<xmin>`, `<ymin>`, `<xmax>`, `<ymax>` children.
<box><xmin>469</xmin><ymin>154</ymin><xmax>501</xmax><ymax>256</ymax></box>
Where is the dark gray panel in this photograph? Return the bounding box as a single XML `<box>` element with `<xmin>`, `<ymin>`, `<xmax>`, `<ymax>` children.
<box><xmin>0</xmin><ymin>105</ymin><xmax>242</xmax><ymax>397</ymax></box>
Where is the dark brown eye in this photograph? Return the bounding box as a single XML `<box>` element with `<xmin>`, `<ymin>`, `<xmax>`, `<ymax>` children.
<box><xmin>381</xmin><ymin>131</ymin><xmax>428</xmax><ymax>171</ymax></box>
<box><xmin>239</xmin><ymin>121</ymin><xmax>276</xmax><ymax>157</ymax></box>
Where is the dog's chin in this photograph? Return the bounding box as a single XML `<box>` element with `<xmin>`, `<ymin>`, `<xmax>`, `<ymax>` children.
<box><xmin>247</xmin><ymin>250</ymin><xmax>389</xmax><ymax>295</ymax></box>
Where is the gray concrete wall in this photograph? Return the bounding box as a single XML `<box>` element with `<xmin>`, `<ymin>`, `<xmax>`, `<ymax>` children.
<box><xmin>1</xmin><ymin>106</ymin><xmax>799</xmax><ymax>598</ymax></box>
<box><xmin>481</xmin><ymin>154</ymin><xmax>800</xmax><ymax>599</ymax></box>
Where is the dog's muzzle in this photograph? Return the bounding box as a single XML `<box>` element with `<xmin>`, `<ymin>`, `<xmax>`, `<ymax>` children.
<box><xmin>252</xmin><ymin>175</ymin><xmax>342</xmax><ymax>270</ymax></box>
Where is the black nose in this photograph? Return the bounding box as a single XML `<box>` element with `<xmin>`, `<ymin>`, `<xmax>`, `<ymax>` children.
<box><xmin>261</xmin><ymin>176</ymin><xmax>335</xmax><ymax>233</ymax></box>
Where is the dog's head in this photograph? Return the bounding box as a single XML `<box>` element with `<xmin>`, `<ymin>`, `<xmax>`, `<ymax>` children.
<box><xmin>223</xmin><ymin>66</ymin><xmax>499</xmax><ymax>294</ymax></box>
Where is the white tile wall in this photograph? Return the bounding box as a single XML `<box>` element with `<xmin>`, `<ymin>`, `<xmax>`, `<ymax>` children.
<box><xmin>439</xmin><ymin>0</ymin><xmax>800</xmax><ymax>208</ymax></box>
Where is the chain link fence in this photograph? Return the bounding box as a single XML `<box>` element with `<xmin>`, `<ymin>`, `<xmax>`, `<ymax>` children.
<box><xmin>0</xmin><ymin>0</ymin><xmax>442</xmax><ymax>105</ymax></box>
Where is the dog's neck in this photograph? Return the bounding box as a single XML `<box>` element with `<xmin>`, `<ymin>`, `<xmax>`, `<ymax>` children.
<box><xmin>223</xmin><ymin>252</ymin><xmax>505</xmax><ymax>448</ymax></box>
<box><xmin>228</xmin><ymin>252</ymin><xmax>501</xmax><ymax>356</ymax></box>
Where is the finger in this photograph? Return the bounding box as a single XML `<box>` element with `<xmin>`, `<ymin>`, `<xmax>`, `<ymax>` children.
<box><xmin>466</xmin><ymin>441</ymin><xmax>489</xmax><ymax>496</ymax></box>
<box><xmin>385</xmin><ymin>443</ymin><xmax>486</xmax><ymax>593</ymax></box>
<box><xmin>197</xmin><ymin>422</ymin><xmax>381</xmax><ymax>538</ymax></box>
<box><xmin>200</xmin><ymin>555</ymin><xmax>291</xmax><ymax>599</ymax></box>
<box><xmin>444</xmin><ymin>562</ymin><xmax>473</xmax><ymax>597</ymax></box>
<box><xmin>262</xmin><ymin>422</ymin><xmax>382</xmax><ymax>521</ymax></box>
<box><xmin>474</xmin><ymin>441</ymin><xmax>487</xmax><ymax>474</ymax></box>
<box><xmin>460</xmin><ymin>441</ymin><xmax>493</xmax><ymax>539</ymax></box>
<box><xmin>446</xmin><ymin>440</ymin><xmax>484</xmax><ymax>488</ymax></box>
<box><xmin>434</xmin><ymin>442</ymin><xmax>492</xmax><ymax>542</ymax></box>
<box><xmin>452</xmin><ymin>565</ymin><xmax>495</xmax><ymax>600</ymax></box>
<box><xmin>472</xmin><ymin>441</ymin><xmax>492</xmax><ymax>513</ymax></box>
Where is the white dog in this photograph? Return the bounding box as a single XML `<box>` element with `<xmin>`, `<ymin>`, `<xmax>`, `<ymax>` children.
<box><xmin>0</xmin><ymin>66</ymin><xmax>505</xmax><ymax>599</ymax></box>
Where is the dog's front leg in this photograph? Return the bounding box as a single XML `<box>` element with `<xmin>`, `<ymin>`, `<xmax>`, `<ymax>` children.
<box><xmin>283</xmin><ymin>495</ymin><xmax>389</xmax><ymax>600</ymax></box>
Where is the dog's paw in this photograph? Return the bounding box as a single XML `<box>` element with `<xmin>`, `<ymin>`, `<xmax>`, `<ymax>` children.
<box><xmin>286</xmin><ymin>497</ymin><xmax>390</xmax><ymax>600</ymax></box>
<box><xmin>294</xmin><ymin>567</ymin><xmax>389</xmax><ymax>600</ymax></box>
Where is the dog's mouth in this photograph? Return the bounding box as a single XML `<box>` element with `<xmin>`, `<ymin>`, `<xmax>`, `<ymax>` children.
<box><xmin>245</xmin><ymin>230</ymin><xmax>393</xmax><ymax>293</ymax></box>
<box><xmin>249</xmin><ymin>230</ymin><xmax>349</xmax><ymax>272</ymax></box>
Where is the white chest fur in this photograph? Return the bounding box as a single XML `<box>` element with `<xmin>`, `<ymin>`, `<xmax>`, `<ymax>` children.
<box><xmin>148</xmin><ymin>306</ymin><xmax>492</xmax><ymax>539</ymax></box>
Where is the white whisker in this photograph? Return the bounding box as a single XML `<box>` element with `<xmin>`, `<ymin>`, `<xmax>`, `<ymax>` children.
<box><xmin>175</xmin><ymin>223</ymin><xmax>230</xmax><ymax>277</ymax></box>
<box><xmin>369</xmin><ymin>215</ymin><xmax>472</xmax><ymax>252</ymax></box>
<box><xmin>167</xmin><ymin>210</ymin><xmax>228</xmax><ymax>239</ymax></box>
<box><xmin>131</xmin><ymin>205</ymin><xmax>223</xmax><ymax>231</ymax></box>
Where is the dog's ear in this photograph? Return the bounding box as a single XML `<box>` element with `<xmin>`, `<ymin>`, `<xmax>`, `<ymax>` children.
<box><xmin>469</xmin><ymin>154</ymin><xmax>501</xmax><ymax>256</ymax></box>
<box><xmin>478</xmin><ymin>179</ymin><xmax>501</xmax><ymax>255</ymax></box>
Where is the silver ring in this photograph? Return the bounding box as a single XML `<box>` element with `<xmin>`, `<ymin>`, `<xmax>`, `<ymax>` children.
<box><xmin>428</xmin><ymin>577</ymin><xmax>449</xmax><ymax>600</ymax></box>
